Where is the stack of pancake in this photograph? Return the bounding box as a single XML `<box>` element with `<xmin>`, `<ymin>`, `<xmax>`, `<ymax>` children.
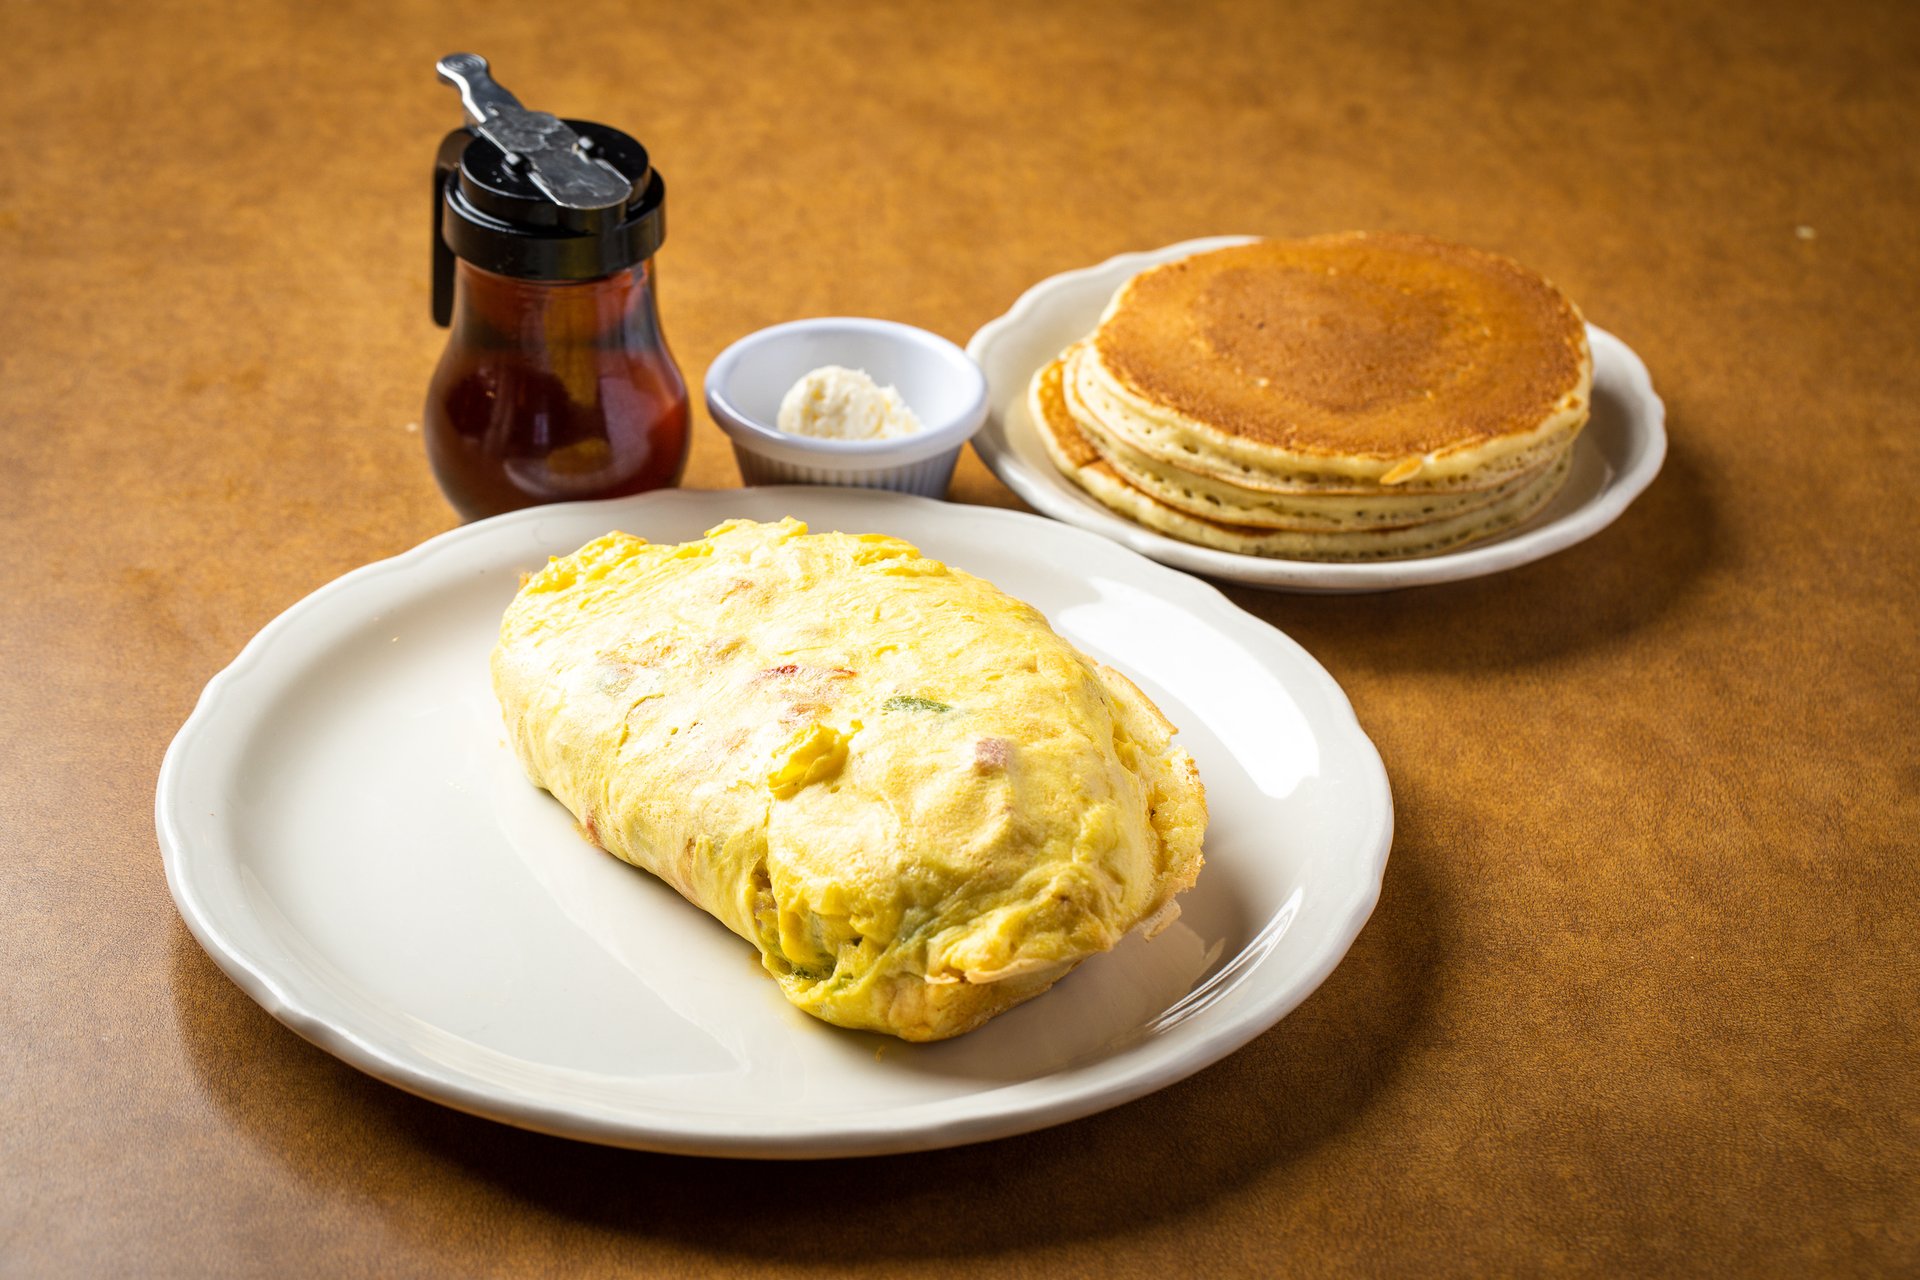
<box><xmin>1029</xmin><ymin>233</ymin><xmax>1593</xmax><ymax>561</ymax></box>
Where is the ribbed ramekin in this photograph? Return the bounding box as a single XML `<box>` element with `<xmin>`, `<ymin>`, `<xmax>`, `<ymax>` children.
<box><xmin>704</xmin><ymin>317</ymin><xmax>988</xmax><ymax>497</ymax></box>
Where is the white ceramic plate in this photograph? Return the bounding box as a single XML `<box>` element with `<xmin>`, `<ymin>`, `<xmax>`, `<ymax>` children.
<box><xmin>968</xmin><ymin>235</ymin><xmax>1668</xmax><ymax>593</ymax></box>
<box><xmin>157</xmin><ymin>488</ymin><xmax>1391</xmax><ymax>1158</ymax></box>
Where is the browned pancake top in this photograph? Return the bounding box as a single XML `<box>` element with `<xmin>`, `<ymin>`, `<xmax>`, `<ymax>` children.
<box><xmin>1093</xmin><ymin>233</ymin><xmax>1589</xmax><ymax>459</ymax></box>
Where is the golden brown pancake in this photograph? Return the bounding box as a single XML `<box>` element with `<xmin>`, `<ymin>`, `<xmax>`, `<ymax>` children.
<box><xmin>1067</xmin><ymin>340</ymin><xmax>1574</xmax><ymax>495</ymax></box>
<box><xmin>1029</xmin><ymin>356</ymin><xmax>1575</xmax><ymax>561</ymax></box>
<box><xmin>1090</xmin><ymin>232</ymin><xmax>1591</xmax><ymax>483</ymax></box>
<box><xmin>1056</xmin><ymin>343</ymin><xmax>1557</xmax><ymax>530</ymax></box>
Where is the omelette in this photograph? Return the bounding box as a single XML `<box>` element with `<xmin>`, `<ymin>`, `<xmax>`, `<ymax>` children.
<box><xmin>492</xmin><ymin>517</ymin><xmax>1206</xmax><ymax>1041</ymax></box>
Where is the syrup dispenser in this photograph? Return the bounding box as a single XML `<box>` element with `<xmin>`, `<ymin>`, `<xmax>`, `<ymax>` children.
<box><xmin>426</xmin><ymin>53</ymin><xmax>688</xmax><ymax>520</ymax></box>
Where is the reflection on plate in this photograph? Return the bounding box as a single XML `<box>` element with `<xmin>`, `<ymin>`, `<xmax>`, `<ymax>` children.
<box><xmin>968</xmin><ymin>236</ymin><xmax>1667</xmax><ymax>593</ymax></box>
<box><xmin>157</xmin><ymin>487</ymin><xmax>1391</xmax><ymax>1157</ymax></box>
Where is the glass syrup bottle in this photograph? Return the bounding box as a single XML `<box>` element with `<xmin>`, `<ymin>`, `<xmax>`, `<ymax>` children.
<box><xmin>425</xmin><ymin>54</ymin><xmax>689</xmax><ymax>520</ymax></box>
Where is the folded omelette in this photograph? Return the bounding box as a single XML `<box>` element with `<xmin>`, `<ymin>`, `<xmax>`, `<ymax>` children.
<box><xmin>492</xmin><ymin>518</ymin><xmax>1206</xmax><ymax>1041</ymax></box>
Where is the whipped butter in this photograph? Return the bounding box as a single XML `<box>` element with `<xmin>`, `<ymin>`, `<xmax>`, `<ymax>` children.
<box><xmin>777</xmin><ymin>366</ymin><xmax>924</xmax><ymax>440</ymax></box>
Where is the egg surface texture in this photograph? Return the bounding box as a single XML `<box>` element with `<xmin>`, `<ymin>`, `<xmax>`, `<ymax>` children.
<box><xmin>492</xmin><ymin>518</ymin><xmax>1207</xmax><ymax>1041</ymax></box>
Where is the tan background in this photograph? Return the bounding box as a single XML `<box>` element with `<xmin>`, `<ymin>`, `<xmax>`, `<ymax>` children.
<box><xmin>4</xmin><ymin>0</ymin><xmax>1916</xmax><ymax>1274</ymax></box>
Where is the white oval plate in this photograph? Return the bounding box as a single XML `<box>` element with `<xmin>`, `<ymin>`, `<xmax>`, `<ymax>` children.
<box><xmin>968</xmin><ymin>236</ymin><xmax>1668</xmax><ymax>593</ymax></box>
<box><xmin>157</xmin><ymin>487</ymin><xmax>1391</xmax><ymax>1158</ymax></box>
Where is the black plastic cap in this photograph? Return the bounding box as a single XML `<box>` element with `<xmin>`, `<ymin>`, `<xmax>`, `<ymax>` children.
<box><xmin>439</xmin><ymin>120</ymin><xmax>667</xmax><ymax>284</ymax></box>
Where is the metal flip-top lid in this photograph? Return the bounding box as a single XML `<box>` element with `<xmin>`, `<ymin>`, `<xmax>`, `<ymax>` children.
<box><xmin>431</xmin><ymin>53</ymin><xmax>667</xmax><ymax>322</ymax></box>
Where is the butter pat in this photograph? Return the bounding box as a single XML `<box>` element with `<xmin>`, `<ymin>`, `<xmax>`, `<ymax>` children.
<box><xmin>777</xmin><ymin>366</ymin><xmax>924</xmax><ymax>440</ymax></box>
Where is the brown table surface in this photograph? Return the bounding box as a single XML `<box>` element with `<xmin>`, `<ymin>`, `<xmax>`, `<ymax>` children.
<box><xmin>6</xmin><ymin>0</ymin><xmax>1917</xmax><ymax>1274</ymax></box>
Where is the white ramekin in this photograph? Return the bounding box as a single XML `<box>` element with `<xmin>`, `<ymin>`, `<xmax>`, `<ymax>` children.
<box><xmin>704</xmin><ymin>317</ymin><xmax>989</xmax><ymax>497</ymax></box>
